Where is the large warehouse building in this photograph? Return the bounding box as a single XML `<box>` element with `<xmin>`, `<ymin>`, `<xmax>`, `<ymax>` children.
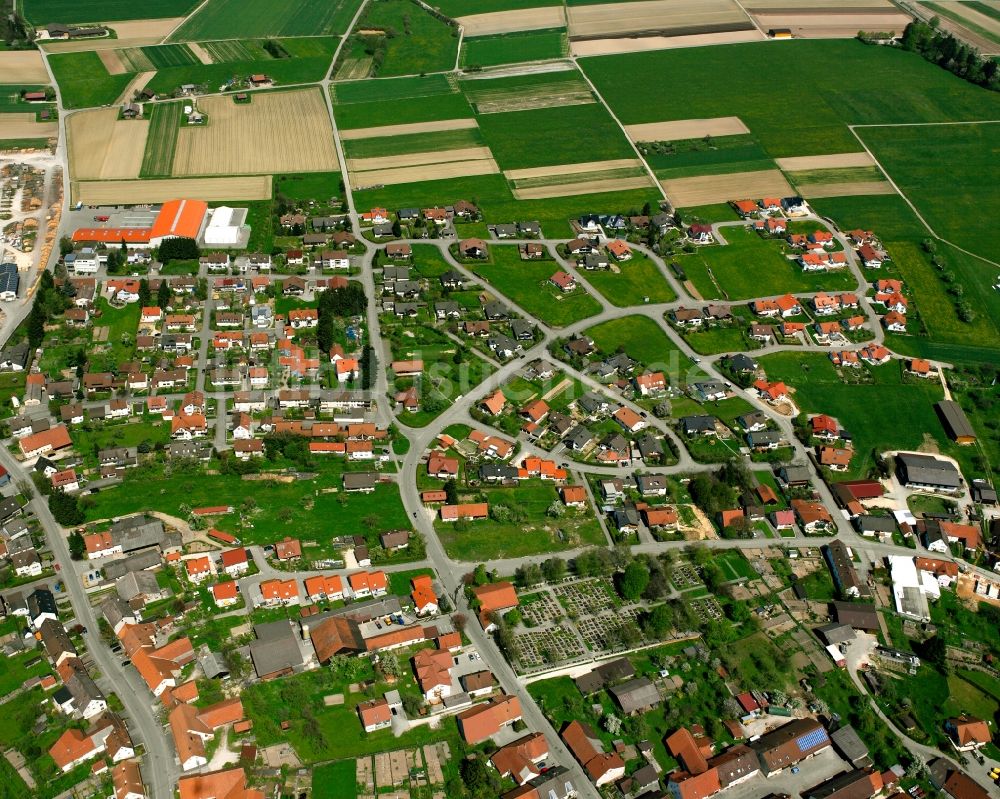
<box><xmin>71</xmin><ymin>199</ymin><xmax>245</xmax><ymax>250</ymax></box>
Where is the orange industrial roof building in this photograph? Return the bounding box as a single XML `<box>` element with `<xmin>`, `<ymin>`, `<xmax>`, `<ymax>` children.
<box><xmin>149</xmin><ymin>199</ymin><xmax>208</xmax><ymax>243</ymax></box>
<box><xmin>71</xmin><ymin>227</ymin><xmax>152</xmax><ymax>244</ymax></box>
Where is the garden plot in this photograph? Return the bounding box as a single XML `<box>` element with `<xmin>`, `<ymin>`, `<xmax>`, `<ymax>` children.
<box><xmin>67</xmin><ymin>108</ymin><xmax>148</xmax><ymax>179</ymax></box>
<box><xmin>171</xmin><ymin>89</ymin><xmax>339</xmax><ymax>176</ymax></box>
<box><xmin>661</xmin><ymin>168</ymin><xmax>792</xmax><ymax>207</ymax></box>
<box><xmin>567</xmin><ymin>0</ymin><xmax>752</xmax><ymax>38</ymax></box>
<box><xmin>515</xmin><ymin>627</ymin><xmax>586</xmax><ymax>668</ymax></box>
<box><xmin>73</xmin><ymin>175</ymin><xmax>272</xmax><ymax>205</ymax></box>
<box><xmin>0</xmin><ymin>51</ymin><xmax>49</xmax><ymax>83</ymax></box>
<box><xmin>463</xmin><ymin>75</ymin><xmax>594</xmax><ymax>114</ymax></box>
<box><xmin>338</xmin><ymin>117</ymin><xmax>478</xmax><ymax>140</ymax></box>
<box><xmin>0</xmin><ymin>113</ymin><xmax>57</xmax><ymax>141</ymax></box>
<box><xmin>455</xmin><ymin>6</ymin><xmax>565</xmax><ymax>36</ymax></box>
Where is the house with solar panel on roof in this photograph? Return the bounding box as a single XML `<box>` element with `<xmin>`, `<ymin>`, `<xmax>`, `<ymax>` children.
<box><xmin>0</xmin><ymin>263</ymin><xmax>19</xmax><ymax>301</ymax></box>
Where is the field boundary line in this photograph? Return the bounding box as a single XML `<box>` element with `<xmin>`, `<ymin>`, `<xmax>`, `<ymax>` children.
<box><xmin>851</xmin><ymin>119</ymin><xmax>1000</xmax><ymax>128</ymax></box>
<box><xmin>165</xmin><ymin>0</ymin><xmax>213</xmax><ymax>42</ymax></box>
<box><xmin>848</xmin><ymin>121</ymin><xmax>1000</xmax><ymax>269</ymax></box>
<box><xmin>572</xmin><ymin>57</ymin><xmax>667</xmax><ymax>204</ymax></box>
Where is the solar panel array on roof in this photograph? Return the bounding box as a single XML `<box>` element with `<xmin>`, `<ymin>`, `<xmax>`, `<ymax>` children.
<box><xmin>796</xmin><ymin>728</ymin><xmax>829</xmax><ymax>753</ymax></box>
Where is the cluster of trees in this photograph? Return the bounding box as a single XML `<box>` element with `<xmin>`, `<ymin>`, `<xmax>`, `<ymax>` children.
<box><xmin>27</xmin><ymin>270</ymin><xmax>70</xmax><ymax>349</ymax></box>
<box><xmin>900</xmin><ymin>19</ymin><xmax>999</xmax><ymax>91</ymax></box>
<box><xmin>360</xmin><ymin>344</ymin><xmax>376</xmax><ymax>390</ymax></box>
<box><xmin>49</xmin><ymin>490</ymin><xmax>84</xmax><ymax>525</ymax></box>
<box><xmin>317</xmin><ymin>283</ymin><xmax>367</xmax><ymax>354</ymax></box>
<box><xmin>920</xmin><ymin>238</ymin><xmax>976</xmax><ymax>322</ymax></box>
<box><xmin>157</xmin><ymin>237</ymin><xmax>200</xmax><ymax>264</ymax></box>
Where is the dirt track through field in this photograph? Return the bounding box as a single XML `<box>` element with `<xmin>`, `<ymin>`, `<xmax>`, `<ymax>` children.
<box><xmin>0</xmin><ymin>113</ymin><xmax>57</xmax><ymax>140</ymax></box>
<box><xmin>505</xmin><ymin>158</ymin><xmax>642</xmax><ymax>180</ymax></box>
<box><xmin>352</xmin><ymin>158</ymin><xmax>500</xmax><ymax>186</ymax></box>
<box><xmin>38</xmin><ymin>18</ymin><xmax>182</xmax><ymax>51</ymax></box>
<box><xmin>348</xmin><ymin>147</ymin><xmax>494</xmax><ymax>171</ymax></box>
<box><xmin>796</xmin><ymin>181</ymin><xmax>896</xmax><ymax>198</ymax></box>
<box><xmin>661</xmin><ymin>169</ymin><xmax>793</xmax><ymax>206</ymax></box>
<box><xmin>624</xmin><ymin>116</ymin><xmax>749</xmax><ymax>142</ymax></box>
<box><xmin>0</xmin><ymin>51</ymin><xmax>49</xmax><ymax>83</ymax></box>
<box><xmin>172</xmin><ymin>89</ymin><xmax>339</xmax><ymax>176</ymax></box>
<box><xmin>570</xmin><ymin>28</ymin><xmax>764</xmax><ymax>55</ymax></box>
<box><xmin>114</xmin><ymin>71</ymin><xmax>156</xmax><ymax>107</ymax></box>
<box><xmin>339</xmin><ymin>118</ymin><xmax>478</xmax><ymax>140</ymax></box>
<box><xmin>568</xmin><ymin>0</ymin><xmax>750</xmax><ymax>37</ymax></box>
<box><xmin>776</xmin><ymin>151</ymin><xmax>875</xmax><ymax>170</ymax></box>
<box><xmin>514</xmin><ymin>175</ymin><xmax>653</xmax><ymax>199</ymax></box>
<box><xmin>97</xmin><ymin>48</ymin><xmax>126</xmax><ymax>74</ymax></box>
<box><xmin>455</xmin><ymin>7</ymin><xmax>565</xmax><ymax>36</ymax></box>
<box><xmin>751</xmin><ymin>10</ymin><xmax>911</xmax><ymax>36</ymax></box>
<box><xmin>188</xmin><ymin>43</ymin><xmax>214</xmax><ymax>65</ymax></box>
<box><xmin>67</xmin><ymin>108</ymin><xmax>148</xmax><ymax>180</ymax></box>
<box><xmin>73</xmin><ymin>175</ymin><xmax>273</xmax><ymax>205</ymax></box>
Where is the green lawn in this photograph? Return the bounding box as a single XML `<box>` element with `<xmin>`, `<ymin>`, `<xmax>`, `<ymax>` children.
<box><xmin>83</xmin><ymin>463</ymin><xmax>413</xmax><ymax>556</ymax></box>
<box><xmin>350</xmin><ymin>0</ymin><xmax>459</xmax><ymax>77</ymax></box>
<box><xmin>681</xmin><ymin>325</ymin><xmax>750</xmax><ymax>356</ymax></box>
<box><xmin>857</xmin><ymin>122</ymin><xmax>1000</xmax><ymax>264</ymax></box>
<box><xmin>585</xmin><ymin>315</ymin><xmax>692</xmax><ymax>373</ymax></box>
<box><xmin>758</xmin><ymin>352</ymin><xmax>952</xmax><ymax>479</ymax></box>
<box><xmin>582</xmin><ymin>254</ymin><xmax>676</xmax><ymax>306</ymax></box>
<box><xmin>684</xmin><ymin>226</ymin><xmax>857</xmax><ymax>301</ymax></box>
<box><xmin>0</xmin><ymin>651</ymin><xmax>53</xmax><ymax>697</ymax></box>
<box><xmin>470</xmin><ymin>245</ymin><xmax>601</xmax><ymax>327</ymax></box>
<box><xmin>71</xmin><ymin>421</ymin><xmax>171</xmax><ymax>468</ymax></box>
<box><xmin>436</xmin><ymin>480</ymin><xmax>605</xmax><ymax>560</ymax></box>
<box><xmin>24</xmin><ymin>0</ymin><xmax>197</xmax><ymax>23</ymax></box>
<box><xmin>170</xmin><ymin>0</ymin><xmax>359</xmax><ymax>39</ymax></box>
<box><xmin>48</xmin><ymin>51</ymin><xmax>133</xmax><ymax>109</ymax></box>
<box><xmin>461</xmin><ymin>28</ymin><xmax>567</xmax><ymax>68</ymax></box>
<box><xmin>311</xmin><ymin>761</ymin><xmax>357</xmax><ymax>799</ymax></box>
<box><xmin>581</xmin><ymin>39</ymin><xmax>1000</xmax><ymax>158</ymax></box>
<box><xmin>714</xmin><ymin>549</ymin><xmax>757</xmax><ymax>582</ymax></box>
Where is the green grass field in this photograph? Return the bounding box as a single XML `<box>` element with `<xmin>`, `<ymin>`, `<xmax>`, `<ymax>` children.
<box><xmin>139</xmin><ymin>101</ymin><xmax>181</xmax><ymax>178</ymax></box>
<box><xmin>171</xmin><ymin>0</ymin><xmax>360</xmax><ymax>39</ymax></box>
<box><xmin>581</xmin><ymin>39</ymin><xmax>1000</xmax><ymax>158</ymax></box>
<box><xmin>48</xmin><ymin>51</ymin><xmax>133</xmax><ymax>109</ymax></box>
<box><xmin>471</xmin><ymin>245</ymin><xmax>601</xmax><ymax>327</ymax></box>
<box><xmin>436</xmin><ymin>480</ymin><xmax>605</xmax><ymax>560</ymax></box>
<box><xmin>758</xmin><ymin>352</ymin><xmax>950</xmax><ymax>478</ymax></box>
<box><xmin>342</xmin><ymin>127</ymin><xmax>484</xmax><ymax>159</ymax></box>
<box><xmin>684</xmin><ymin>225</ymin><xmax>857</xmax><ymax>300</ymax></box>
<box><xmin>461</xmin><ymin>28</ymin><xmax>567</xmax><ymax>68</ymax></box>
<box><xmin>475</xmin><ymin>103</ymin><xmax>634</xmax><ymax>170</ymax></box>
<box><xmin>786</xmin><ymin>166</ymin><xmax>885</xmax><ymax>185</ymax></box>
<box><xmin>856</xmin><ymin>122</ymin><xmax>1000</xmax><ymax>264</ymax></box>
<box><xmin>582</xmin><ymin>254</ymin><xmax>676</xmax><ymax>306</ymax></box>
<box><xmin>351</xmin><ymin>0</ymin><xmax>459</xmax><ymax>77</ymax></box>
<box><xmin>333</xmin><ymin>92</ymin><xmax>473</xmax><ymax>130</ymax></box>
<box><xmin>333</xmin><ymin>73</ymin><xmax>456</xmax><ymax>104</ymax></box>
<box><xmin>809</xmin><ymin>194</ymin><xmax>1000</xmax><ymax>357</ymax></box>
<box><xmin>585</xmin><ymin>315</ymin><xmax>692</xmax><ymax>373</ymax></box>
<box><xmin>83</xmin><ymin>464</ymin><xmax>412</xmax><ymax>550</ymax></box>
<box><xmin>640</xmin><ymin>134</ymin><xmax>770</xmax><ymax>174</ymax></box>
<box><xmin>681</xmin><ymin>325</ymin><xmax>750</xmax><ymax>356</ymax></box>
<box><xmin>24</xmin><ymin>0</ymin><xmax>198</xmax><ymax>24</ymax></box>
